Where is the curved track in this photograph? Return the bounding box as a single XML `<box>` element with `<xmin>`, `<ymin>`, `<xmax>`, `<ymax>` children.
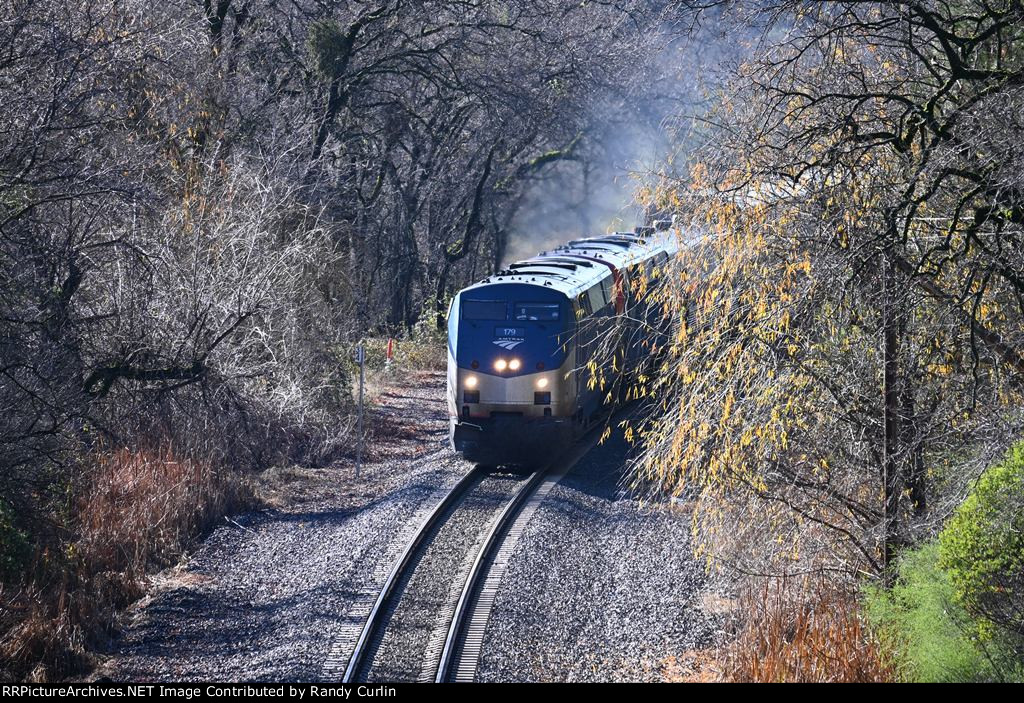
<box><xmin>435</xmin><ymin>465</ymin><xmax>561</xmax><ymax>682</ymax></box>
<box><xmin>340</xmin><ymin>464</ymin><xmax>544</xmax><ymax>682</ymax></box>
<box><xmin>337</xmin><ymin>420</ymin><xmax>612</xmax><ymax>683</ymax></box>
<box><xmin>436</xmin><ymin>427</ymin><xmax>611</xmax><ymax>682</ymax></box>
<box><xmin>339</xmin><ymin>465</ymin><xmax>479</xmax><ymax>681</ymax></box>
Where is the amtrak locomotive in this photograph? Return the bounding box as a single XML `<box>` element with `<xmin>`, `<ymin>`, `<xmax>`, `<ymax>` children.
<box><xmin>446</xmin><ymin>221</ymin><xmax>678</xmax><ymax>466</ymax></box>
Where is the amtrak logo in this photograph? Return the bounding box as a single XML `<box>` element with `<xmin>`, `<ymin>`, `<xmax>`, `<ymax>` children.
<box><xmin>493</xmin><ymin>339</ymin><xmax>523</xmax><ymax>350</ymax></box>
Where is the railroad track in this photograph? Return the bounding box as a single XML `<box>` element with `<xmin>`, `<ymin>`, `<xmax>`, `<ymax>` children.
<box><xmin>333</xmin><ymin>428</ymin><xmax>606</xmax><ymax>683</ymax></box>
<box><xmin>435</xmin><ymin>459</ymin><xmax>576</xmax><ymax>682</ymax></box>
<box><xmin>335</xmin><ymin>465</ymin><xmax>536</xmax><ymax>682</ymax></box>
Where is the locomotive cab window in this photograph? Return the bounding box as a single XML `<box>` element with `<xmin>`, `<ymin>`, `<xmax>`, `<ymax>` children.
<box><xmin>514</xmin><ymin>302</ymin><xmax>559</xmax><ymax>321</ymax></box>
<box><xmin>462</xmin><ymin>300</ymin><xmax>507</xmax><ymax>320</ymax></box>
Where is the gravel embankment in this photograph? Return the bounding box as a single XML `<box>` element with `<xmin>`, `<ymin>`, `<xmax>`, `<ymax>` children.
<box><xmin>103</xmin><ymin>372</ymin><xmax>470</xmax><ymax>682</ymax></box>
<box><xmin>475</xmin><ymin>431</ymin><xmax>714</xmax><ymax>682</ymax></box>
<box><xmin>363</xmin><ymin>471</ymin><xmax>530</xmax><ymax>682</ymax></box>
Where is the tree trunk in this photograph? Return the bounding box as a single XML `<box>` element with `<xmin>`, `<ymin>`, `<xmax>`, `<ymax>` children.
<box><xmin>435</xmin><ymin>262</ymin><xmax>451</xmax><ymax>331</ymax></box>
<box><xmin>900</xmin><ymin>375</ymin><xmax>927</xmax><ymax>517</ymax></box>
<box><xmin>882</xmin><ymin>253</ymin><xmax>901</xmax><ymax>585</ymax></box>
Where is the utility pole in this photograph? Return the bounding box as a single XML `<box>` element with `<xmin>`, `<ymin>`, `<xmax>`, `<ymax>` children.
<box><xmin>882</xmin><ymin>254</ymin><xmax>900</xmax><ymax>585</ymax></box>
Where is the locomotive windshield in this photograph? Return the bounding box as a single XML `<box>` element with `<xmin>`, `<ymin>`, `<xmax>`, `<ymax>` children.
<box><xmin>451</xmin><ymin>284</ymin><xmax>570</xmax><ymax>379</ymax></box>
<box><xmin>462</xmin><ymin>300</ymin><xmax>507</xmax><ymax>320</ymax></box>
<box><xmin>514</xmin><ymin>302</ymin><xmax>559</xmax><ymax>321</ymax></box>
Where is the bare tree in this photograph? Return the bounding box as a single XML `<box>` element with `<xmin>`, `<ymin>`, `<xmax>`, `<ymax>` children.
<box><xmin>0</xmin><ymin>0</ymin><xmax>704</xmax><ymax>556</ymax></box>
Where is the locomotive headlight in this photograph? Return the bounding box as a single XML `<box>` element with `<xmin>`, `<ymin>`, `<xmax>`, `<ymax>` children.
<box><xmin>536</xmin><ymin>377</ymin><xmax>548</xmax><ymax>389</ymax></box>
<box><xmin>494</xmin><ymin>359</ymin><xmax>508</xmax><ymax>371</ymax></box>
<box><xmin>464</xmin><ymin>375</ymin><xmax>478</xmax><ymax>388</ymax></box>
<box><xmin>508</xmin><ymin>358</ymin><xmax>521</xmax><ymax>371</ymax></box>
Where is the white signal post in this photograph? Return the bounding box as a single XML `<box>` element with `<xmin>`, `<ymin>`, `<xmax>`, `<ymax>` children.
<box><xmin>355</xmin><ymin>343</ymin><xmax>365</xmax><ymax>480</ymax></box>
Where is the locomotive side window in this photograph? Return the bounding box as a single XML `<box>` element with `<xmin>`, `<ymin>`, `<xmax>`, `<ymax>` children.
<box><xmin>576</xmin><ymin>292</ymin><xmax>592</xmax><ymax>319</ymax></box>
<box><xmin>462</xmin><ymin>300</ymin><xmax>507</xmax><ymax>320</ymax></box>
<box><xmin>514</xmin><ymin>302</ymin><xmax>559</xmax><ymax>321</ymax></box>
<box><xmin>599</xmin><ymin>276</ymin><xmax>614</xmax><ymax>308</ymax></box>
<box><xmin>587</xmin><ymin>282</ymin><xmax>607</xmax><ymax>313</ymax></box>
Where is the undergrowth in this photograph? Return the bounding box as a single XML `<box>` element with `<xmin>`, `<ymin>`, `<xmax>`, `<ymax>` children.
<box><xmin>720</xmin><ymin>578</ymin><xmax>894</xmax><ymax>682</ymax></box>
<box><xmin>0</xmin><ymin>443</ymin><xmax>251</xmax><ymax>682</ymax></box>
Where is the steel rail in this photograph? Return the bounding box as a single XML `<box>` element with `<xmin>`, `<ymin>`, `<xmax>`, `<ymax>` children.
<box><xmin>433</xmin><ymin>418</ymin><xmax>623</xmax><ymax>682</ymax></box>
<box><xmin>433</xmin><ymin>467</ymin><xmax>549</xmax><ymax>682</ymax></box>
<box><xmin>341</xmin><ymin>465</ymin><xmax>485</xmax><ymax>683</ymax></box>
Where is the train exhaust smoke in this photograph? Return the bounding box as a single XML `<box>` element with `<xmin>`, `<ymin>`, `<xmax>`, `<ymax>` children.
<box><xmin>501</xmin><ymin>10</ymin><xmax>752</xmax><ymax>266</ymax></box>
<box><xmin>503</xmin><ymin>13</ymin><xmax>745</xmax><ymax>266</ymax></box>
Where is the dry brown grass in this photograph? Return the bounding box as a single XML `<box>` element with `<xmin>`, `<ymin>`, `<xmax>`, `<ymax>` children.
<box><xmin>720</xmin><ymin>578</ymin><xmax>895</xmax><ymax>683</ymax></box>
<box><xmin>77</xmin><ymin>444</ymin><xmax>244</xmax><ymax>574</ymax></box>
<box><xmin>360</xmin><ymin>335</ymin><xmax>447</xmax><ymax>379</ymax></box>
<box><xmin>394</xmin><ymin>338</ymin><xmax>447</xmax><ymax>372</ymax></box>
<box><xmin>0</xmin><ymin>442</ymin><xmax>251</xmax><ymax>681</ymax></box>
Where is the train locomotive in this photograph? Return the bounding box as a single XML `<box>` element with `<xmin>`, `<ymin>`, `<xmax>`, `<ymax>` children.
<box><xmin>446</xmin><ymin>221</ymin><xmax>678</xmax><ymax>466</ymax></box>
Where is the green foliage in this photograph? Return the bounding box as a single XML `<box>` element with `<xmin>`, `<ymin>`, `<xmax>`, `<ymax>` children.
<box><xmin>865</xmin><ymin>443</ymin><xmax>1024</xmax><ymax>682</ymax></box>
<box><xmin>350</xmin><ymin>308</ymin><xmax>448</xmax><ymax>376</ymax></box>
<box><xmin>307</xmin><ymin>20</ymin><xmax>350</xmax><ymax>80</ymax></box>
<box><xmin>354</xmin><ymin>298</ymin><xmax>449</xmax><ymax>373</ymax></box>
<box><xmin>864</xmin><ymin>541</ymin><xmax>1006</xmax><ymax>682</ymax></box>
<box><xmin>939</xmin><ymin>443</ymin><xmax>1024</xmax><ymax>654</ymax></box>
<box><xmin>0</xmin><ymin>500</ymin><xmax>31</xmax><ymax>582</ymax></box>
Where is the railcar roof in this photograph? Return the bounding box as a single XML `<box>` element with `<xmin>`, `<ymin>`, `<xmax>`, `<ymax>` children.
<box><xmin>459</xmin><ymin>227</ymin><xmax>679</xmax><ymax>299</ymax></box>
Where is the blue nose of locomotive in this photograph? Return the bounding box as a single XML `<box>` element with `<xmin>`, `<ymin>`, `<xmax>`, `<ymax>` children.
<box><xmin>447</xmin><ymin>283</ymin><xmax>574</xmax><ymax>465</ymax></box>
<box><xmin>450</xmin><ymin>284</ymin><xmax>569</xmax><ymax>375</ymax></box>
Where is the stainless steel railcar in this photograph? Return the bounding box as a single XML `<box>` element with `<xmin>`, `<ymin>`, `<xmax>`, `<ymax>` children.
<box><xmin>446</xmin><ymin>222</ymin><xmax>678</xmax><ymax>466</ymax></box>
